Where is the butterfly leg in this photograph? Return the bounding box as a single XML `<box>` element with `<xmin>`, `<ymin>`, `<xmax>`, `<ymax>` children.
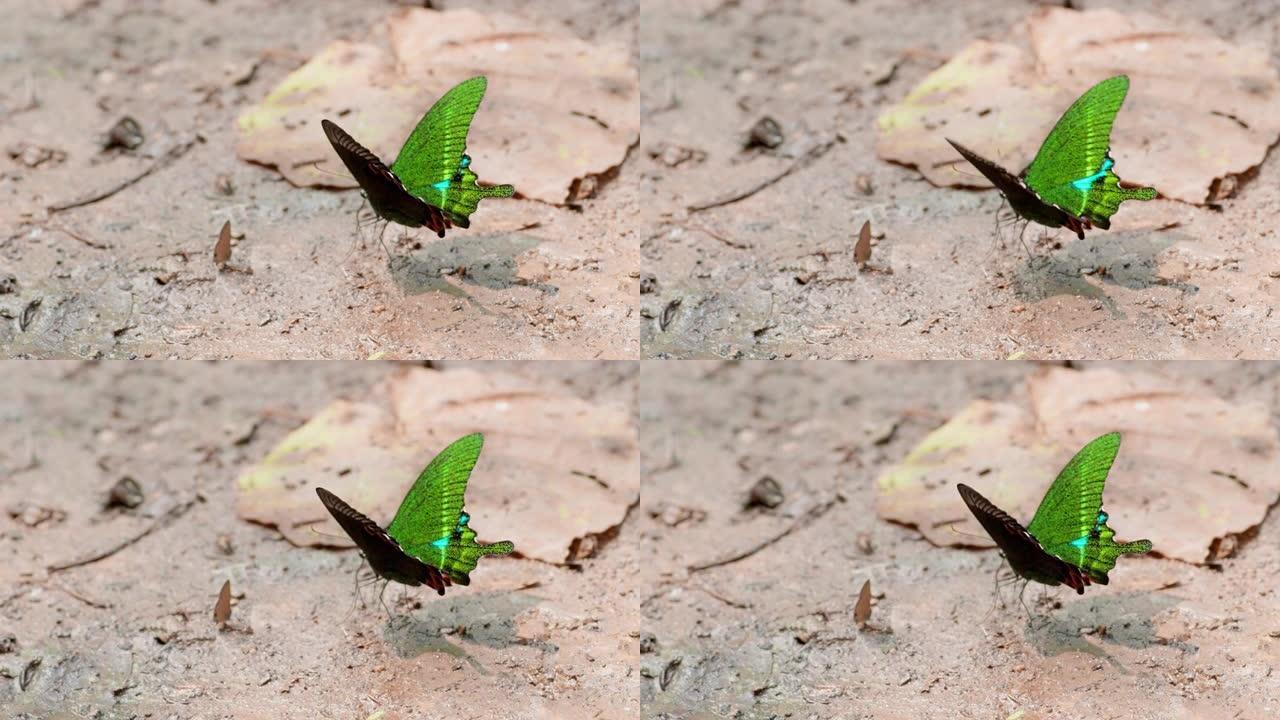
<box><xmin>1016</xmin><ymin>220</ymin><xmax>1036</xmax><ymax>263</ymax></box>
<box><xmin>377</xmin><ymin>579</ymin><xmax>394</xmax><ymax>621</ymax></box>
<box><xmin>353</xmin><ymin>196</ymin><xmax>375</xmax><ymax>251</ymax></box>
<box><xmin>376</xmin><ymin>219</ymin><xmax>394</xmax><ymax>262</ymax></box>
<box><xmin>990</xmin><ymin>195</ymin><xmax>1009</xmax><ymax>253</ymax></box>
<box><xmin>985</xmin><ymin>564</ymin><xmax>1003</xmax><ymax>620</ymax></box>
<box><xmin>1016</xmin><ymin>578</ymin><xmax>1047</xmax><ymax>630</ymax></box>
<box><xmin>345</xmin><ymin>558</ymin><xmax>365</xmax><ymax>620</ymax></box>
<box><xmin>349</xmin><ymin>198</ymin><xmax>382</xmax><ymax>262</ymax></box>
<box><xmin>354</xmin><ymin>195</ymin><xmax>365</xmax><ymax>245</ymax></box>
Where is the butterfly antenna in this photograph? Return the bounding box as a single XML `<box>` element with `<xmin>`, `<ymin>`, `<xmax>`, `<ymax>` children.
<box><xmin>944</xmin><ymin>162</ymin><xmax>984</xmax><ymax>182</ymax></box>
<box><xmin>298</xmin><ymin>159</ymin><xmax>354</xmax><ymax>182</ymax></box>
<box><xmin>944</xmin><ymin>523</ymin><xmax>994</xmax><ymax>542</ymax></box>
<box><xmin>306</xmin><ymin>525</ymin><xmax>351</xmax><ymax>541</ymax></box>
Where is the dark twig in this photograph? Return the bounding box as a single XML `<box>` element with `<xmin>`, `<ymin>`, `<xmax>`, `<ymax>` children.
<box><xmin>48</xmin><ymin>137</ymin><xmax>196</xmax><ymax>213</ymax></box>
<box><xmin>688</xmin><ymin>136</ymin><xmax>838</xmax><ymax>213</ymax></box>
<box><xmin>689</xmin><ymin>495</ymin><xmax>840</xmax><ymax>572</ymax></box>
<box><xmin>49</xmin><ymin>581</ymin><xmax>113</xmax><ymax>609</ymax></box>
<box><xmin>48</xmin><ymin>496</ymin><xmax>197</xmax><ymax>572</ymax></box>
<box><xmin>49</xmin><ymin>222</ymin><xmax>110</xmax><ymax>249</ymax></box>
<box><xmin>680</xmin><ymin>223</ymin><xmax>751</xmax><ymax>250</ymax></box>
<box><xmin>570</xmin><ymin>469</ymin><xmax>610</xmax><ymax>489</ymax></box>
<box><xmin>690</xmin><ymin>581</ymin><xmax>753</xmax><ymax>609</ymax></box>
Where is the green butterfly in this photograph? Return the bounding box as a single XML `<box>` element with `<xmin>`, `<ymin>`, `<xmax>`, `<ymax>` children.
<box><xmin>957</xmin><ymin>432</ymin><xmax>1152</xmax><ymax>594</ymax></box>
<box><xmin>316</xmin><ymin>433</ymin><xmax>514</xmax><ymax>596</ymax></box>
<box><xmin>322</xmin><ymin>76</ymin><xmax>515</xmax><ymax>239</ymax></box>
<box><xmin>948</xmin><ymin>75</ymin><xmax>1157</xmax><ymax>241</ymax></box>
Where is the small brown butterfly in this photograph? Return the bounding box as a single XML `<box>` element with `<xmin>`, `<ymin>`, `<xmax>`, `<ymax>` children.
<box><xmin>854</xmin><ymin>579</ymin><xmax>872</xmax><ymax>627</ymax></box>
<box><xmin>213</xmin><ymin>579</ymin><xmax>232</xmax><ymax>626</ymax></box>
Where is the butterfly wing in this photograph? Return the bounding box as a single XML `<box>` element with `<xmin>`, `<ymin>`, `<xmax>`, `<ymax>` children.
<box><xmin>957</xmin><ymin>483</ymin><xmax>1088</xmax><ymax>592</ymax></box>
<box><xmin>385</xmin><ymin>433</ymin><xmax>514</xmax><ymax>585</ymax></box>
<box><xmin>321</xmin><ymin>119</ymin><xmax>452</xmax><ymax>235</ymax></box>
<box><xmin>1021</xmin><ymin>76</ymin><xmax>1156</xmax><ymax>228</ymax></box>
<box><xmin>389</xmin><ymin>76</ymin><xmax>515</xmax><ymax>228</ymax></box>
<box><xmin>315</xmin><ymin>487</ymin><xmax>448</xmax><ymax>593</ymax></box>
<box><xmin>946</xmin><ymin>138</ymin><xmax>1073</xmax><ymax>231</ymax></box>
<box><xmin>1025</xmin><ymin>432</ymin><xmax>1152</xmax><ymax>585</ymax></box>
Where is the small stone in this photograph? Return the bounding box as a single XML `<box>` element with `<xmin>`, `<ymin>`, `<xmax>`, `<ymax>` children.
<box><xmin>106</xmin><ymin>476</ymin><xmax>144</xmax><ymax>509</ymax></box>
<box><xmin>640</xmin><ymin>633</ymin><xmax>657</xmax><ymax>654</ymax></box>
<box><xmin>103</xmin><ymin>116</ymin><xmax>144</xmax><ymax>151</ymax></box>
<box><xmin>745</xmin><ymin>476</ymin><xmax>784</xmax><ymax>510</ymax></box>
<box><xmin>640</xmin><ymin>273</ymin><xmax>658</xmax><ymax>294</ymax></box>
<box><xmin>745</xmin><ymin>116</ymin><xmax>784</xmax><ymax>150</ymax></box>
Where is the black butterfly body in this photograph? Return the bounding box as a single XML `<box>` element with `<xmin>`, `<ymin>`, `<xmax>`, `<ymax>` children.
<box><xmin>320</xmin><ymin>119</ymin><xmax>452</xmax><ymax>238</ymax></box>
<box><xmin>946</xmin><ymin>139</ymin><xmax>1090</xmax><ymax>240</ymax></box>
<box><xmin>957</xmin><ymin>483</ymin><xmax>1091</xmax><ymax>594</ymax></box>
<box><xmin>315</xmin><ymin>487</ymin><xmax>450</xmax><ymax>595</ymax></box>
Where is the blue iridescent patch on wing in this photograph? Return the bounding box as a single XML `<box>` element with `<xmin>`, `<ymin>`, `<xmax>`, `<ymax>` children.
<box><xmin>1070</xmin><ymin>537</ymin><xmax>1089</xmax><ymax>549</ymax></box>
<box><xmin>1071</xmin><ymin>157</ymin><xmax>1114</xmax><ymax>191</ymax></box>
<box><xmin>432</xmin><ymin>180</ymin><xmax>451</xmax><ymax>191</ymax></box>
<box><xmin>459</xmin><ymin>512</ymin><xmax>470</xmax><ymax>527</ymax></box>
<box><xmin>460</xmin><ymin>155</ymin><xmax>471</xmax><ymax>169</ymax></box>
<box><xmin>431</xmin><ymin>537</ymin><xmax>450</xmax><ymax>550</ymax></box>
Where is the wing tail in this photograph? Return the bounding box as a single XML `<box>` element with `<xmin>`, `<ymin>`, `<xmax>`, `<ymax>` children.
<box><xmin>1114</xmin><ymin>538</ymin><xmax>1153</xmax><ymax>554</ymax></box>
<box><xmin>475</xmin><ymin>183</ymin><xmax>515</xmax><ymax>199</ymax></box>
<box><xmin>1082</xmin><ymin>175</ymin><xmax>1157</xmax><ymax>227</ymax></box>
<box><xmin>476</xmin><ymin>540</ymin><xmax>515</xmax><ymax>556</ymax></box>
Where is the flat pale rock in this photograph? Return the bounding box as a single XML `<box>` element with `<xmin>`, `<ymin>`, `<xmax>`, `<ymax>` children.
<box><xmin>877</xmin><ymin>7</ymin><xmax>1280</xmax><ymax>204</ymax></box>
<box><xmin>877</xmin><ymin>366</ymin><xmax>1280</xmax><ymax>564</ymax></box>
<box><xmin>235</xmin><ymin>367</ymin><xmax>638</xmax><ymax>564</ymax></box>
<box><xmin>236</xmin><ymin>8</ymin><xmax>639</xmax><ymax>205</ymax></box>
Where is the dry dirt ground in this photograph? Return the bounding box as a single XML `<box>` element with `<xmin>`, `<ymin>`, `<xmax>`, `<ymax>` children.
<box><xmin>640</xmin><ymin>0</ymin><xmax>1280</xmax><ymax>359</ymax></box>
<box><xmin>640</xmin><ymin>361</ymin><xmax>1280</xmax><ymax>719</ymax></box>
<box><xmin>1</xmin><ymin>0</ymin><xmax>638</xmax><ymax>359</ymax></box>
<box><xmin>0</xmin><ymin>361</ymin><xmax>639</xmax><ymax>719</ymax></box>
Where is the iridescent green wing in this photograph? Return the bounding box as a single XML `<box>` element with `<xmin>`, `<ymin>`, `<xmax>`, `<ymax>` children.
<box><xmin>385</xmin><ymin>433</ymin><xmax>514</xmax><ymax>585</ymax></box>
<box><xmin>1025</xmin><ymin>432</ymin><xmax>1152</xmax><ymax>584</ymax></box>
<box><xmin>1021</xmin><ymin>75</ymin><xmax>1156</xmax><ymax>229</ymax></box>
<box><xmin>389</xmin><ymin>76</ymin><xmax>515</xmax><ymax>228</ymax></box>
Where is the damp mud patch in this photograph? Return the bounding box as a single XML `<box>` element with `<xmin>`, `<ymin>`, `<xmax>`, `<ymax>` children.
<box><xmin>1014</xmin><ymin>230</ymin><xmax>1195</xmax><ymax>316</ymax></box>
<box><xmin>388</xmin><ymin>232</ymin><xmax>554</xmax><ymax>296</ymax></box>
<box><xmin>384</xmin><ymin>590</ymin><xmax>545</xmax><ymax>659</ymax></box>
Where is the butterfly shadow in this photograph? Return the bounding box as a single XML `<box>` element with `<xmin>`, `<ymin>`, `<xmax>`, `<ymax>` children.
<box><xmin>1023</xmin><ymin>590</ymin><xmax>1188</xmax><ymax>670</ymax></box>
<box><xmin>1012</xmin><ymin>229</ymin><xmax>1197</xmax><ymax>317</ymax></box>
<box><xmin>387</xmin><ymin>232</ymin><xmax>558</xmax><ymax>299</ymax></box>
<box><xmin>382</xmin><ymin>590</ymin><xmax>550</xmax><ymax>667</ymax></box>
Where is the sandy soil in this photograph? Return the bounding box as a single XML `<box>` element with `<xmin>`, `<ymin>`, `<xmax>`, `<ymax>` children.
<box><xmin>640</xmin><ymin>361</ymin><xmax>1280</xmax><ymax>718</ymax></box>
<box><xmin>640</xmin><ymin>0</ymin><xmax>1280</xmax><ymax>359</ymax></box>
<box><xmin>0</xmin><ymin>361</ymin><xmax>639</xmax><ymax>719</ymax></box>
<box><xmin>1</xmin><ymin>0</ymin><xmax>638</xmax><ymax>359</ymax></box>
